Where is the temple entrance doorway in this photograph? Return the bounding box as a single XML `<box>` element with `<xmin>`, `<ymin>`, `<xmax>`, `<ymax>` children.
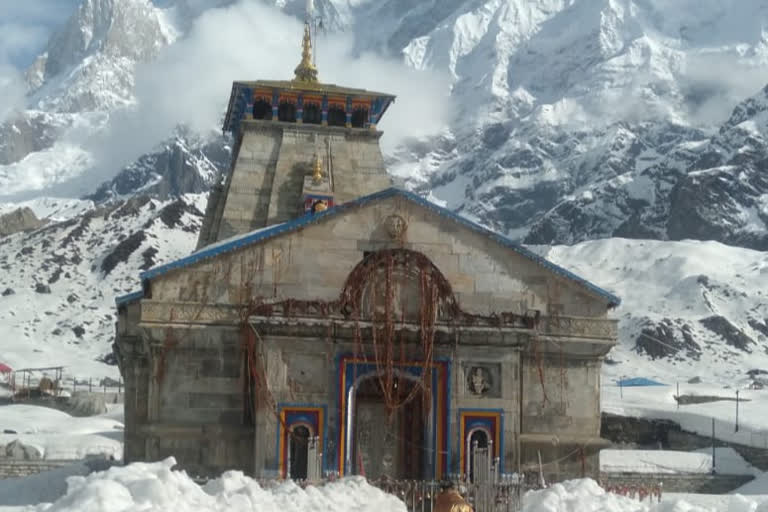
<box><xmin>352</xmin><ymin>374</ymin><xmax>427</xmax><ymax>480</ymax></box>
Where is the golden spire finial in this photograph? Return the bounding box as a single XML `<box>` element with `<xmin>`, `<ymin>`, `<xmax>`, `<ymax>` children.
<box><xmin>294</xmin><ymin>22</ymin><xmax>319</xmax><ymax>83</ymax></box>
<box><xmin>312</xmin><ymin>154</ymin><xmax>323</xmax><ymax>183</ymax></box>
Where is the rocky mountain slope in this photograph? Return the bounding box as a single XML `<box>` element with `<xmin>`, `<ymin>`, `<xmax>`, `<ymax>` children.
<box><xmin>526</xmin><ymin>86</ymin><xmax>768</xmax><ymax>250</ymax></box>
<box><xmin>1</xmin><ymin>0</ymin><xmax>768</xmax><ymax>382</ymax></box>
<box><xmin>0</xmin><ymin>194</ymin><xmax>205</xmax><ymax>379</ymax></box>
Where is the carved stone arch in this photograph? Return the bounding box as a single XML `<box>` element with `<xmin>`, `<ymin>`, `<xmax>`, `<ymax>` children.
<box><xmin>340</xmin><ymin>249</ymin><xmax>459</xmax><ymax>322</ymax></box>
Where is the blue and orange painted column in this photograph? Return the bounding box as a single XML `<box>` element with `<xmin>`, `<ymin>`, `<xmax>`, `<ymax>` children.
<box><xmin>271</xmin><ymin>89</ymin><xmax>279</xmax><ymax>120</ymax></box>
<box><xmin>296</xmin><ymin>94</ymin><xmax>304</xmax><ymax>123</ymax></box>
<box><xmin>321</xmin><ymin>96</ymin><xmax>329</xmax><ymax>126</ymax></box>
<box><xmin>345</xmin><ymin>97</ymin><xmax>352</xmax><ymax>128</ymax></box>
<box><xmin>244</xmin><ymin>87</ymin><xmax>254</xmax><ymax>120</ymax></box>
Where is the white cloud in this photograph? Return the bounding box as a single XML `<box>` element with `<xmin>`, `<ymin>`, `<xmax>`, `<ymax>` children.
<box><xmin>0</xmin><ymin>63</ymin><xmax>26</xmax><ymax>122</ymax></box>
<box><xmin>681</xmin><ymin>54</ymin><xmax>768</xmax><ymax>125</ymax></box>
<box><xmin>0</xmin><ymin>0</ymin><xmax>80</xmax><ymax>66</ymax></box>
<box><xmin>88</xmin><ymin>0</ymin><xmax>451</xmax><ymax>171</ymax></box>
<box><xmin>0</xmin><ymin>0</ymin><xmax>80</xmax><ymax>121</ymax></box>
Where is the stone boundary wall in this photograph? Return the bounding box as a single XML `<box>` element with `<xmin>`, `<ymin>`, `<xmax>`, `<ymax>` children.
<box><xmin>600</xmin><ymin>472</ymin><xmax>754</xmax><ymax>494</ymax></box>
<box><xmin>0</xmin><ymin>460</ymin><xmax>78</xmax><ymax>479</ymax></box>
<box><xmin>601</xmin><ymin>413</ymin><xmax>768</xmax><ymax>471</ymax></box>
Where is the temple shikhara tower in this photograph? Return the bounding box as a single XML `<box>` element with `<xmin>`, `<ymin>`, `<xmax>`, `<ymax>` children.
<box><xmin>196</xmin><ymin>19</ymin><xmax>394</xmax><ymax>248</ymax></box>
<box><xmin>114</xmin><ymin>7</ymin><xmax>620</xmax><ymax>484</ymax></box>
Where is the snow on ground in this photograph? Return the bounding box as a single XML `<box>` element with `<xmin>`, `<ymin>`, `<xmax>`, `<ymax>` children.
<box><xmin>1</xmin><ymin>460</ymin><xmax>768</xmax><ymax>512</ymax></box>
<box><xmin>0</xmin><ymin>405</ymin><xmax>123</xmax><ymax>461</ymax></box>
<box><xmin>602</xmin><ymin>450</ymin><xmax>711</xmax><ymax>475</ymax></box>
<box><xmin>601</xmin><ymin>448</ymin><xmax>758</xmax><ymax>475</ymax></box>
<box><xmin>0</xmin><ymin>458</ymin><xmax>407</xmax><ymax>512</ymax></box>
<box><xmin>601</xmin><ymin>383</ymin><xmax>768</xmax><ymax>449</ymax></box>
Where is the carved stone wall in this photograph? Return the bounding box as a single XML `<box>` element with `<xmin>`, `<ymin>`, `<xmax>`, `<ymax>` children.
<box><xmin>148</xmin><ymin>197</ymin><xmax>615</xmax><ymax>321</ymax></box>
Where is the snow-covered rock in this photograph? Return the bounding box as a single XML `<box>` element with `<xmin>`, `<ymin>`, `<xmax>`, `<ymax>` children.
<box><xmin>545</xmin><ymin>238</ymin><xmax>768</xmax><ymax>382</ymax></box>
<box><xmin>31</xmin><ymin>0</ymin><xmax>170</xmax><ymax>113</ymax></box>
<box><xmin>0</xmin><ymin>194</ymin><xmax>206</xmax><ymax>379</ymax></box>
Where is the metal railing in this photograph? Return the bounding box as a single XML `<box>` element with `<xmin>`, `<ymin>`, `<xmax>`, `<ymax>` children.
<box><xmin>274</xmin><ymin>441</ymin><xmax>524</xmax><ymax>512</ymax></box>
<box><xmin>286</xmin><ymin>435</ymin><xmax>322</xmax><ymax>481</ymax></box>
<box><xmin>373</xmin><ymin>478</ymin><xmax>523</xmax><ymax>512</ymax></box>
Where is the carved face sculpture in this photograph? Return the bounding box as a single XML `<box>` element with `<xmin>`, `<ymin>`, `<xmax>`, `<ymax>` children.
<box><xmin>385</xmin><ymin>214</ymin><xmax>407</xmax><ymax>240</ymax></box>
<box><xmin>470</xmin><ymin>367</ymin><xmax>489</xmax><ymax>395</ymax></box>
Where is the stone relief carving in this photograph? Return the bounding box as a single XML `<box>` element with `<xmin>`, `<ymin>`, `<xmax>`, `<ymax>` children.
<box><xmin>540</xmin><ymin>316</ymin><xmax>618</xmax><ymax>339</ymax></box>
<box><xmin>463</xmin><ymin>363</ymin><xmax>501</xmax><ymax>398</ymax></box>
<box><xmin>469</xmin><ymin>367</ymin><xmax>490</xmax><ymax>395</ymax></box>
<box><xmin>141</xmin><ymin>302</ymin><xmax>239</xmax><ymax>324</ymax></box>
<box><xmin>384</xmin><ymin>214</ymin><xmax>407</xmax><ymax>240</ymax></box>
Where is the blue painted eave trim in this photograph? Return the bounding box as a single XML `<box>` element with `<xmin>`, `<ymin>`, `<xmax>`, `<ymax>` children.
<box><xmin>138</xmin><ymin>187</ymin><xmax>621</xmax><ymax>307</ymax></box>
<box><xmin>115</xmin><ymin>290</ymin><xmax>143</xmax><ymax>306</ymax></box>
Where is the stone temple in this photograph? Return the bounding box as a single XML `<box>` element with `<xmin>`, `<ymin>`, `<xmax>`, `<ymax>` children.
<box><xmin>114</xmin><ymin>18</ymin><xmax>620</xmax><ymax>483</ymax></box>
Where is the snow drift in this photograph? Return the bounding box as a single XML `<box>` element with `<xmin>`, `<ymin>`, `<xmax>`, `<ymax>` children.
<box><xmin>4</xmin><ymin>459</ymin><xmax>768</xmax><ymax>512</ymax></box>
<box><xmin>2</xmin><ymin>458</ymin><xmax>406</xmax><ymax>512</ymax></box>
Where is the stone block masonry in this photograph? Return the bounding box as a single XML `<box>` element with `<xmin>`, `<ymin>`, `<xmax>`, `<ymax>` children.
<box><xmin>600</xmin><ymin>472</ymin><xmax>754</xmax><ymax>494</ymax></box>
<box><xmin>209</xmin><ymin>121</ymin><xmax>392</xmax><ymax>244</ymax></box>
<box><xmin>0</xmin><ymin>460</ymin><xmax>79</xmax><ymax>479</ymax></box>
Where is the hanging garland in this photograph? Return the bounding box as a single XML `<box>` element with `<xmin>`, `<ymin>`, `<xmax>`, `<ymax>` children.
<box><xmin>238</xmin><ymin>247</ymin><xmax>541</xmax><ymax>420</ymax></box>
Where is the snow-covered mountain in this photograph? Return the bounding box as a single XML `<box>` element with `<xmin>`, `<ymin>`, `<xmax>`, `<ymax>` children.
<box><xmin>544</xmin><ymin>239</ymin><xmax>768</xmax><ymax>384</ymax></box>
<box><xmin>0</xmin><ymin>194</ymin><xmax>205</xmax><ymax>379</ymax></box>
<box><xmin>2</xmin><ymin>0</ymin><xmax>768</xmax><ymax>382</ymax></box>
<box><xmin>0</xmin><ymin>0</ymin><xmax>179</xmax><ymax>199</ymax></box>
<box><xmin>525</xmin><ymin>86</ymin><xmax>768</xmax><ymax>250</ymax></box>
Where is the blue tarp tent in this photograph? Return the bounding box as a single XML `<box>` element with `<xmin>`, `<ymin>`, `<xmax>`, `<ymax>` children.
<box><xmin>616</xmin><ymin>377</ymin><xmax>666</xmax><ymax>387</ymax></box>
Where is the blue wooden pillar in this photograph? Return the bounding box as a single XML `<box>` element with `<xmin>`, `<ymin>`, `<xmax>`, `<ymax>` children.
<box><xmin>345</xmin><ymin>96</ymin><xmax>352</xmax><ymax>128</ymax></box>
<box><xmin>297</xmin><ymin>94</ymin><xmax>304</xmax><ymax>123</ymax></box>
<box><xmin>321</xmin><ymin>95</ymin><xmax>328</xmax><ymax>126</ymax></box>
<box><xmin>369</xmin><ymin>97</ymin><xmax>382</xmax><ymax>130</ymax></box>
<box><xmin>271</xmin><ymin>90</ymin><xmax>279</xmax><ymax>120</ymax></box>
<box><xmin>244</xmin><ymin>87</ymin><xmax>254</xmax><ymax>120</ymax></box>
